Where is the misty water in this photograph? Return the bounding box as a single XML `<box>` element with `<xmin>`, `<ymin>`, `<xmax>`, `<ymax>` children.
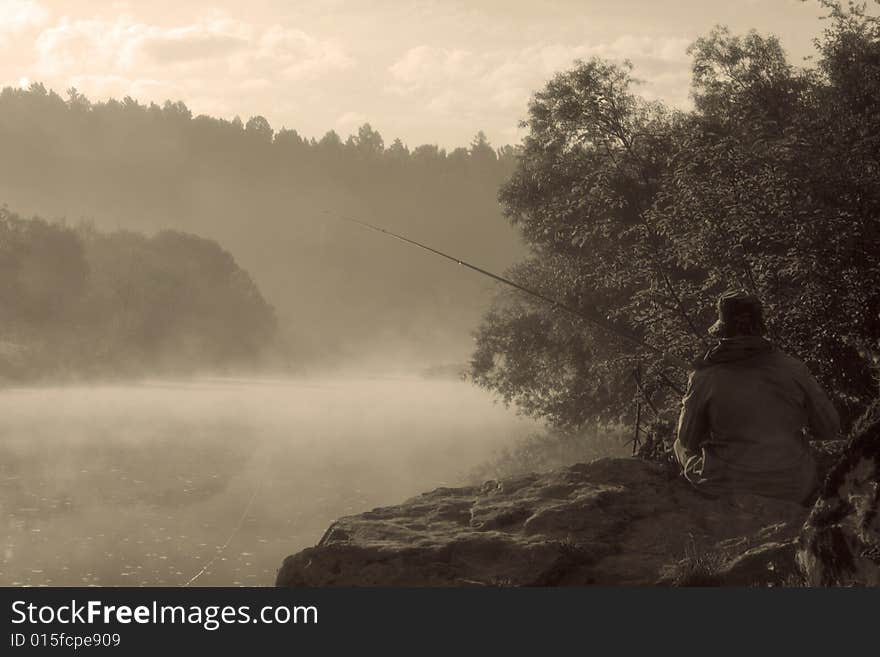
<box><xmin>0</xmin><ymin>375</ymin><xmax>539</xmax><ymax>587</ymax></box>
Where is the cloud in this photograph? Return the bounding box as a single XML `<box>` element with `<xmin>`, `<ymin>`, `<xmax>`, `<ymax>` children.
<box><xmin>19</xmin><ymin>12</ymin><xmax>356</xmax><ymax>125</ymax></box>
<box><xmin>0</xmin><ymin>0</ymin><xmax>48</xmax><ymax>36</ymax></box>
<box><xmin>31</xmin><ymin>15</ymin><xmax>353</xmax><ymax>82</ymax></box>
<box><xmin>386</xmin><ymin>35</ymin><xmax>693</xmax><ymax>120</ymax></box>
<box><xmin>335</xmin><ymin>111</ymin><xmax>367</xmax><ymax>134</ymax></box>
<box><xmin>139</xmin><ymin>29</ymin><xmax>249</xmax><ymax>65</ymax></box>
<box><xmin>2</xmin><ymin>3</ymin><xmax>705</xmax><ymax>149</ymax></box>
<box><xmin>34</xmin><ymin>18</ymin><xmax>132</xmax><ymax>75</ymax></box>
<box><xmin>388</xmin><ymin>45</ymin><xmax>473</xmax><ymax>87</ymax></box>
<box><xmin>243</xmin><ymin>25</ymin><xmax>354</xmax><ymax>81</ymax></box>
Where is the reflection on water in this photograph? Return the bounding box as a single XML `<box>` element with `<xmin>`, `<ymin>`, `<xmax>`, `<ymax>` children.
<box><xmin>0</xmin><ymin>376</ymin><xmax>538</xmax><ymax>586</ymax></box>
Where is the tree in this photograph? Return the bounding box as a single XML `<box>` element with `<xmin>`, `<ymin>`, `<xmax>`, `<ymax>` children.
<box><xmin>274</xmin><ymin>127</ymin><xmax>304</xmax><ymax>149</ymax></box>
<box><xmin>472</xmin><ymin>3</ymin><xmax>880</xmax><ymax>431</ymax></box>
<box><xmin>469</xmin><ymin>130</ymin><xmax>497</xmax><ymax>166</ymax></box>
<box><xmin>351</xmin><ymin>123</ymin><xmax>385</xmax><ymax>158</ymax></box>
<box><xmin>0</xmin><ymin>74</ymin><xmax>523</xmax><ymax>366</ymax></box>
<box><xmin>385</xmin><ymin>137</ymin><xmax>409</xmax><ymax>163</ymax></box>
<box><xmin>471</xmin><ymin>57</ymin><xmax>690</xmax><ymax>428</ymax></box>
<box><xmin>411</xmin><ymin>143</ymin><xmax>446</xmax><ymax>167</ymax></box>
<box><xmin>76</xmin><ymin>225</ymin><xmax>276</xmax><ymax>371</ymax></box>
<box><xmin>162</xmin><ymin>100</ymin><xmax>192</xmax><ymax>121</ymax></box>
<box><xmin>0</xmin><ymin>208</ymin><xmax>88</xmax><ymax>325</ymax></box>
<box><xmin>66</xmin><ymin>87</ymin><xmax>91</xmax><ymax>111</ymax></box>
<box><xmin>656</xmin><ymin>14</ymin><xmax>880</xmax><ymax>423</ymax></box>
<box><xmin>245</xmin><ymin>115</ymin><xmax>274</xmax><ymax>143</ymax></box>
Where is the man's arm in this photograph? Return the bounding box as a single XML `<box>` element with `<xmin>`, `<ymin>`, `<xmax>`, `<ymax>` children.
<box><xmin>797</xmin><ymin>366</ymin><xmax>840</xmax><ymax>441</ymax></box>
<box><xmin>675</xmin><ymin>370</ymin><xmax>710</xmax><ymax>457</ymax></box>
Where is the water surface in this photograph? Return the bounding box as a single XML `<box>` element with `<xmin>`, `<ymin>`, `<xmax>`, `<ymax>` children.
<box><xmin>0</xmin><ymin>376</ymin><xmax>537</xmax><ymax>586</ymax></box>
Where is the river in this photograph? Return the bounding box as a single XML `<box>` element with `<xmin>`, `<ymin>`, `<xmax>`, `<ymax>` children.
<box><xmin>0</xmin><ymin>375</ymin><xmax>539</xmax><ymax>586</ymax></box>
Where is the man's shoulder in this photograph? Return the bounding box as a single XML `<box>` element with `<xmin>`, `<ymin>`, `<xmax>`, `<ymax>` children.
<box><xmin>692</xmin><ymin>343</ymin><xmax>808</xmax><ymax>375</ymax></box>
<box><xmin>685</xmin><ymin>367</ymin><xmax>713</xmax><ymax>390</ymax></box>
<box><xmin>767</xmin><ymin>347</ymin><xmax>810</xmax><ymax>371</ymax></box>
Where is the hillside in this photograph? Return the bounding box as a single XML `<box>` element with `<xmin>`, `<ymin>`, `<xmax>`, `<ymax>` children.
<box><xmin>0</xmin><ymin>208</ymin><xmax>275</xmax><ymax>381</ymax></box>
<box><xmin>0</xmin><ymin>86</ymin><xmax>527</xmax><ymax>367</ymax></box>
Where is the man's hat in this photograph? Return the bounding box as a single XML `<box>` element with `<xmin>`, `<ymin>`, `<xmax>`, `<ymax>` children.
<box><xmin>709</xmin><ymin>290</ymin><xmax>765</xmax><ymax>337</ymax></box>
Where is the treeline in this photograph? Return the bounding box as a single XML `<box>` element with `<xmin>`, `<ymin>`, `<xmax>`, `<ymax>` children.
<box><xmin>0</xmin><ymin>207</ymin><xmax>275</xmax><ymax>381</ymax></box>
<box><xmin>0</xmin><ymin>87</ymin><xmax>526</xmax><ymax>365</ymax></box>
<box><xmin>472</xmin><ymin>1</ymin><xmax>880</xmax><ymax>431</ymax></box>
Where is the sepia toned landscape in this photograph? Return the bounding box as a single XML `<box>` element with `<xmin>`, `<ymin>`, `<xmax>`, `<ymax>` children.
<box><xmin>1</xmin><ymin>0</ymin><xmax>878</xmax><ymax>588</ymax></box>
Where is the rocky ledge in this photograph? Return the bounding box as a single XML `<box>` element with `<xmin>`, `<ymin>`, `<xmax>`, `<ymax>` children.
<box><xmin>277</xmin><ymin>408</ymin><xmax>879</xmax><ymax>587</ymax></box>
<box><xmin>277</xmin><ymin>458</ymin><xmax>810</xmax><ymax>586</ymax></box>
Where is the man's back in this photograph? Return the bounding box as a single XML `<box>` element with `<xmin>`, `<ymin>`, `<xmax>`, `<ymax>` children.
<box><xmin>675</xmin><ymin>336</ymin><xmax>840</xmax><ymax>503</ymax></box>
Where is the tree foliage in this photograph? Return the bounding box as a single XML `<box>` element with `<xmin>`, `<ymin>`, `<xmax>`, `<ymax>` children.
<box><xmin>0</xmin><ymin>207</ymin><xmax>276</xmax><ymax>381</ymax></box>
<box><xmin>0</xmin><ymin>85</ymin><xmax>523</xmax><ymax>362</ymax></box>
<box><xmin>472</xmin><ymin>2</ymin><xmax>880</xmax><ymax>431</ymax></box>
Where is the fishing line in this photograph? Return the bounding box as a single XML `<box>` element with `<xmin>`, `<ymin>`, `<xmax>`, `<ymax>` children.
<box><xmin>182</xmin><ymin>470</ymin><xmax>266</xmax><ymax>587</ymax></box>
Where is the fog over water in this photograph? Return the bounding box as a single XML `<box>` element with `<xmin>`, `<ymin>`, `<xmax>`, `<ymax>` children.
<box><xmin>1</xmin><ymin>375</ymin><xmax>539</xmax><ymax>586</ymax></box>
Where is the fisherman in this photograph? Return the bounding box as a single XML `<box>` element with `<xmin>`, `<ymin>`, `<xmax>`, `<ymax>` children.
<box><xmin>673</xmin><ymin>290</ymin><xmax>840</xmax><ymax>505</ymax></box>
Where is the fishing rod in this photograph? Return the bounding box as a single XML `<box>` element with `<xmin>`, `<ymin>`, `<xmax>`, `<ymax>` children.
<box><xmin>340</xmin><ymin>215</ymin><xmax>681</xmax><ymax>365</ymax></box>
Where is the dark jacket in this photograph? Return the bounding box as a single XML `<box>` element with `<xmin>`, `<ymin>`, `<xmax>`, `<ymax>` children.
<box><xmin>673</xmin><ymin>336</ymin><xmax>840</xmax><ymax>504</ymax></box>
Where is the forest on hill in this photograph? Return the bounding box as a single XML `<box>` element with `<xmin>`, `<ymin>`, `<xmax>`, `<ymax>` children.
<box><xmin>0</xmin><ymin>207</ymin><xmax>276</xmax><ymax>381</ymax></box>
<box><xmin>471</xmin><ymin>1</ymin><xmax>880</xmax><ymax>436</ymax></box>
<box><xmin>0</xmin><ymin>87</ymin><xmax>525</xmax><ymax>368</ymax></box>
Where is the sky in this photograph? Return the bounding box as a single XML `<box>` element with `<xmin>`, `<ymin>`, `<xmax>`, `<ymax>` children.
<box><xmin>0</xmin><ymin>0</ymin><xmax>832</xmax><ymax>148</ymax></box>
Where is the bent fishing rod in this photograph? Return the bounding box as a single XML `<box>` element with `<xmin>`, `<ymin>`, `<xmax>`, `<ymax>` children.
<box><xmin>340</xmin><ymin>215</ymin><xmax>684</xmax><ymax>367</ymax></box>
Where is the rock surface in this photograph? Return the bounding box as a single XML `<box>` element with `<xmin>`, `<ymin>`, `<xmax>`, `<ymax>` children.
<box><xmin>797</xmin><ymin>405</ymin><xmax>880</xmax><ymax>586</ymax></box>
<box><xmin>276</xmin><ymin>458</ymin><xmax>811</xmax><ymax>587</ymax></box>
